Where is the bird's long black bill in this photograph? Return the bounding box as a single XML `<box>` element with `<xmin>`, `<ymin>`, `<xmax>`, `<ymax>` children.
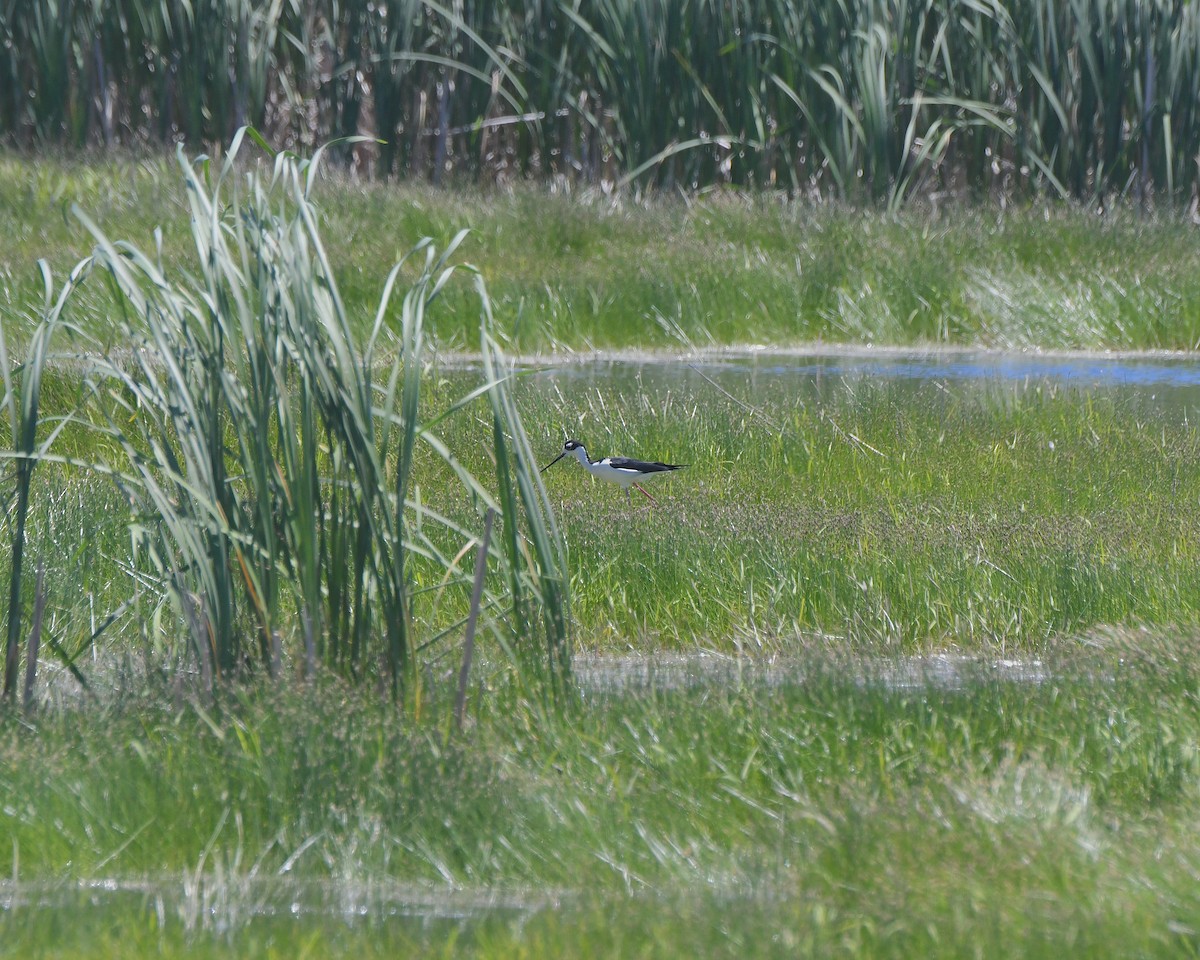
<box><xmin>541</xmin><ymin>452</ymin><xmax>567</xmax><ymax>473</ymax></box>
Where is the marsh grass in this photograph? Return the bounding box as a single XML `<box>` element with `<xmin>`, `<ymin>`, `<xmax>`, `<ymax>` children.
<box><xmin>500</xmin><ymin>370</ymin><xmax>1200</xmax><ymax>652</ymax></box>
<box><xmin>3</xmin><ymin>358</ymin><xmax>1199</xmax><ymax>663</ymax></box>
<box><xmin>4</xmin><ymin>632</ymin><xmax>1200</xmax><ymax>957</ymax></box>
<box><xmin>5</xmin><ymin>155</ymin><xmax>1200</xmax><ymax>354</ymax></box>
<box><xmin>6</xmin><ymin>88</ymin><xmax>1200</xmax><ymax>960</ymax></box>
<box><xmin>0</xmin><ymin>259</ymin><xmax>89</xmax><ymax>701</ymax></box>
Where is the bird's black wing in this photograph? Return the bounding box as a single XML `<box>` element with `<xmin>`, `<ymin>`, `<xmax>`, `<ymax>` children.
<box><xmin>606</xmin><ymin>457</ymin><xmax>686</xmax><ymax>474</ymax></box>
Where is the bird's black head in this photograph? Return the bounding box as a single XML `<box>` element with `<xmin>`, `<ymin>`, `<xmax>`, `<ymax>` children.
<box><xmin>542</xmin><ymin>439</ymin><xmax>585</xmax><ymax>473</ymax></box>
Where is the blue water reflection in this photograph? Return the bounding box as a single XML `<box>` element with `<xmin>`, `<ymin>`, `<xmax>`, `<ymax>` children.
<box><xmin>524</xmin><ymin>350</ymin><xmax>1200</xmax><ymax>409</ymax></box>
<box><xmin>749</xmin><ymin>355</ymin><xmax>1200</xmax><ymax>388</ymax></box>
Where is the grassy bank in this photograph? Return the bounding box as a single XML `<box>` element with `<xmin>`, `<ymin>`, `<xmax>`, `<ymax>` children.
<box><xmin>4</xmin><ymin>633</ymin><xmax>1200</xmax><ymax>957</ymax></box>
<box><xmin>4</xmin><ymin>153</ymin><xmax>1200</xmax><ymax>352</ymax></box>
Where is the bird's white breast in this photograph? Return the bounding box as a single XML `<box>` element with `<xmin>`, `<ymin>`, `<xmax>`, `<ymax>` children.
<box><xmin>586</xmin><ymin>458</ymin><xmax>652</xmax><ymax>487</ymax></box>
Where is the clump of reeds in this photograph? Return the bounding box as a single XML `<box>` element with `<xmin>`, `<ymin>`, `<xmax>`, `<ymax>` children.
<box><xmin>35</xmin><ymin>130</ymin><xmax>569</xmax><ymax>698</ymax></box>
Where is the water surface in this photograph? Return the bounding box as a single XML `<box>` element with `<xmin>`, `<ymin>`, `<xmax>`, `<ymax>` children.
<box><xmin>521</xmin><ymin>347</ymin><xmax>1200</xmax><ymax>412</ymax></box>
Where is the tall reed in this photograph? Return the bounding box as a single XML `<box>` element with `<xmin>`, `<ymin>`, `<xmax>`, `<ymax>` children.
<box><xmin>482</xmin><ymin>317</ymin><xmax>571</xmax><ymax>695</ymax></box>
<box><xmin>74</xmin><ymin>130</ymin><xmax>568</xmax><ymax>695</ymax></box>
<box><xmin>0</xmin><ymin>259</ymin><xmax>84</xmax><ymax>702</ymax></box>
<box><xmin>2</xmin><ymin>1</ymin><xmax>1197</xmax><ymax>203</ymax></box>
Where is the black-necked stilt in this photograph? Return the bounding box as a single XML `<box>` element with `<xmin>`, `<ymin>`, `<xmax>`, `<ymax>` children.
<box><xmin>541</xmin><ymin>439</ymin><xmax>686</xmax><ymax>503</ymax></box>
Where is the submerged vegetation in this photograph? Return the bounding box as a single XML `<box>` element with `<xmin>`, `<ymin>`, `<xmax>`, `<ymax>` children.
<box><xmin>13</xmin><ymin>351</ymin><xmax>1200</xmax><ymax>666</ymax></box>
<box><xmin>508</xmin><ymin>364</ymin><xmax>1200</xmax><ymax>652</ymax></box>
<box><xmin>4</xmin><ymin>0</ymin><xmax>1200</xmax><ymax>206</ymax></box>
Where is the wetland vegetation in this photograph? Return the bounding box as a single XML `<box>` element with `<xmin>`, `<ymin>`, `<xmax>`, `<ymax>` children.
<box><xmin>5</xmin><ymin>122</ymin><xmax>1200</xmax><ymax>960</ymax></box>
<box><xmin>7</xmin><ymin>151</ymin><xmax>1200</xmax><ymax>353</ymax></box>
<box><xmin>6</xmin><ymin>634</ymin><xmax>1200</xmax><ymax>958</ymax></box>
<box><xmin>7</xmin><ymin>0</ymin><xmax>1200</xmax><ymax>208</ymax></box>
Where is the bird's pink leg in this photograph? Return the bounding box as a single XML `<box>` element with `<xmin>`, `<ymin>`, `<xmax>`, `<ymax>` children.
<box><xmin>633</xmin><ymin>483</ymin><xmax>657</xmax><ymax>503</ymax></box>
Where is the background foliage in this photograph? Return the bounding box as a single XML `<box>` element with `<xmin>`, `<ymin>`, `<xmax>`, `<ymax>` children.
<box><xmin>3</xmin><ymin>1</ymin><xmax>1198</xmax><ymax>204</ymax></box>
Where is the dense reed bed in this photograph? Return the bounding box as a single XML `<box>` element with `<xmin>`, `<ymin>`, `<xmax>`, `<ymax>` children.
<box><xmin>4</xmin><ymin>1</ymin><xmax>1200</xmax><ymax>204</ymax></box>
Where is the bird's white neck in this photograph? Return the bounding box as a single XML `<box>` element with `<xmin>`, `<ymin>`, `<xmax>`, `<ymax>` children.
<box><xmin>571</xmin><ymin>446</ymin><xmax>592</xmax><ymax>466</ymax></box>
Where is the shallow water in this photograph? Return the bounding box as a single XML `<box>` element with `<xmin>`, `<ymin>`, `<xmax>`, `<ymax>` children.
<box><xmin>519</xmin><ymin>346</ymin><xmax>1200</xmax><ymax>412</ymax></box>
<box><xmin>2</xmin><ymin>650</ymin><xmax>1061</xmax><ymax>943</ymax></box>
<box><xmin>0</xmin><ymin>875</ymin><xmax>556</xmax><ymax>936</ymax></box>
<box><xmin>573</xmin><ymin>651</ymin><xmax>1049</xmax><ymax>694</ymax></box>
